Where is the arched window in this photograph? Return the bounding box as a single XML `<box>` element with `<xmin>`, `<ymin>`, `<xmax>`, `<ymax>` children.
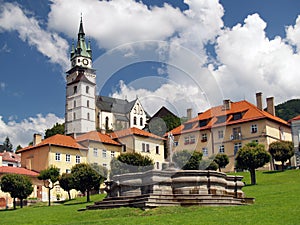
<box><xmin>87</xmin><ymin>100</ymin><xmax>90</xmax><ymax>108</ymax></box>
<box><xmin>86</xmin><ymin>86</ymin><xmax>89</xmax><ymax>94</ymax></box>
<box><xmin>105</xmin><ymin>117</ymin><xmax>109</xmax><ymax>130</ymax></box>
<box><xmin>133</xmin><ymin>116</ymin><xmax>137</xmax><ymax>125</ymax></box>
<box><xmin>140</xmin><ymin>117</ymin><xmax>143</xmax><ymax>126</ymax></box>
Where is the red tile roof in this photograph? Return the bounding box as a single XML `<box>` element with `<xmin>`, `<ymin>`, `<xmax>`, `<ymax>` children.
<box><xmin>0</xmin><ymin>166</ymin><xmax>39</xmax><ymax>177</ymax></box>
<box><xmin>169</xmin><ymin>100</ymin><xmax>289</xmax><ymax>135</ymax></box>
<box><xmin>16</xmin><ymin>134</ymin><xmax>87</xmax><ymax>153</ymax></box>
<box><xmin>76</xmin><ymin>131</ymin><xmax>121</xmax><ymax>146</ymax></box>
<box><xmin>111</xmin><ymin>127</ymin><xmax>165</xmax><ymax>140</ymax></box>
<box><xmin>0</xmin><ymin>152</ymin><xmax>21</xmax><ymax>163</ymax></box>
<box><xmin>290</xmin><ymin>115</ymin><xmax>300</xmax><ymax>121</ymax></box>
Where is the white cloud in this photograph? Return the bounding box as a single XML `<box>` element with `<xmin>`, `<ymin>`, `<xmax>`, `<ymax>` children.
<box><xmin>213</xmin><ymin>13</ymin><xmax>300</xmax><ymax>104</ymax></box>
<box><xmin>0</xmin><ymin>2</ymin><xmax>69</xmax><ymax>70</ymax></box>
<box><xmin>0</xmin><ymin>43</ymin><xmax>11</xmax><ymax>53</ymax></box>
<box><xmin>0</xmin><ymin>114</ymin><xmax>64</xmax><ymax>150</ymax></box>
<box><xmin>0</xmin><ymin>82</ymin><xmax>5</xmax><ymax>91</ymax></box>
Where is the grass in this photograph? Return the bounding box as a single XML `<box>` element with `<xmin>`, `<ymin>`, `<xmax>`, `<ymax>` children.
<box><xmin>1</xmin><ymin>170</ymin><xmax>300</xmax><ymax>225</ymax></box>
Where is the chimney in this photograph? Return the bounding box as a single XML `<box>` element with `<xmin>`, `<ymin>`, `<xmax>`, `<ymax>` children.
<box><xmin>266</xmin><ymin>97</ymin><xmax>275</xmax><ymax>116</ymax></box>
<box><xmin>100</xmin><ymin>129</ymin><xmax>106</xmax><ymax>135</ymax></box>
<box><xmin>223</xmin><ymin>99</ymin><xmax>231</xmax><ymax>110</ymax></box>
<box><xmin>33</xmin><ymin>133</ymin><xmax>42</xmax><ymax>146</ymax></box>
<box><xmin>187</xmin><ymin>108</ymin><xmax>192</xmax><ymax>120</ymax></box>
<box><xmin>256</xmin><ymin>92</ymin><xmax>263</xmax><ymax>110</ymax></box>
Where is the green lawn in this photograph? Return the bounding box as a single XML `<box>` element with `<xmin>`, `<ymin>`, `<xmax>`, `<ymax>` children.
<box><xmin>1</xmin><ymin>170</ymin><xmax>299</xmax><ymax>225</ymax></box>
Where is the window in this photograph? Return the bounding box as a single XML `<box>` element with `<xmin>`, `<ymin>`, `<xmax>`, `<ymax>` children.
<box><xmin>111</xmin><ymin>151</ymin><xmax>115</xmax><ymax>158</ymax></box>
<box><xmin>103</xmin><ymin>163</ymin><xmax>107</xmax><ymax>168</ymax></box>
<box><xmin>102</xmin><ymin>150</ymin><xmax>107</xmax><ymax>158</ymax></box>
<box><xmin>202</xmin><ymin>133</ymin><xmax>207</xmax><ymax>142</ymax></box>
<box><xmin>234</xmin><ymin>143</ymin><xmax>242</xmax><ymax>155</ymax></box>
<box><xmin>183</xmin><ymin>123</ymin><xmax>193</xmax><ymax>130</ymax></box>
<box><xmin>105</xmin><ymin>117</ymin><xmax>109</xmax><ymax>130</ymax></box>
<box><xmin>93</xmin><ymin>148</ymin><xmax>98</xmax><ymax>157</ymax></box>
<box><xmin>76</xmin><ymin>155</ymin><xmax>80</xmax><ymax>164</ymax></box>
<box><xmin>133</xmin><ymin>116</ymin><xmax>137</xmax><ymax>125</ymax></box>
<box><xmin>73</xmin><ymin>86</ymin><xmax>77</xmax><ymax>94</ymax></box>
<box><xmin>140</xmin><ymin>117</ymin><xmax>143</xmax><ymax>126</ymax></box>
<box><xmin>73</xmin><ymin>112</ymin><xmax>76</xmax><ymax>120</ymax></box>
<box><xmin>146</xmin><ymin>144</ymin><xmax>150</xmax><ymax>153</ymax></box>
<box><xmin>73</xmin><ymin>100</ymin><xmax>76</xmax><ymax>108</ymax></box>
<box><xmin>199</xmin><ymin>119</ymin><xmax>209</xmax><ymax>127</ymax></box>
<box><xmin>142</xmin><ymin>143</ymin><xmax>146</xmax><ymax>152</ymax></box>
<box><xmin>190</xmin><ymin>135</ymin><xmax>195</xmax><ymax>144</ymax></box>
<box><xmin>156</xmin><ymin>146</ymin><xmax>159</xmax><ymax>154</ymax></box>
<box><xmin>55</xmin><ymin>153</ymin><xmax>61</xmax><ymax>161</ymax></box>
<box><xmin>184</xmin><ymin>136</ymin><xmax>190</xmax><ymax>145</ymax></box>
<box><xmin>86</xmin><ymin>86</ymin><xmax>89</xmax><ymax>94</ymax></box>
<box><xmin>231</xmin><ymin>127</ymin><xmax>242</xmax><ymax>140</ymax></box>
<box><xmin>156</xmin><ymin>162</ymin><xmax>160</xmax><ymax>170</ymax></box>
<box><xmin>202</xmin><ymin>147</ymin><xmax>208</xmax><ymax>157</ymax></box>
<box><xmin>219</xmin><ymin>145</ymin><xmax>225</xmax><ymax>153</ymax></box>
<box><xmin>66</xmin><ymin>169</ymin><xmax>71</xmax><ymax>174</ymax></box>
<box><xmin>218</xmin><ymin>130</ymin><xmax>224</xmax><ymax>139</ymax></box>
<box><xmin>251</xmin><ymin>124</ymin><xmax>258</xmax><ymax>133</ymax></box>
<box><xmin>87</xmin><ymin>113</ymin><xmax>90</xmax><ymax>120</ymax></box>
<box><xmin>232</xmin><ymin>112</ymin><xmax>242</xmax><ymax>121</ymax></box>
<box><xmin>66</xmin><ymin>154</ymin><xmax>70</xmax><ymax>162</ymax></box>
<box><xmin>87</xmin><ymin>100</ymin><xmax>90</xmax><ymax>108</ymax></box>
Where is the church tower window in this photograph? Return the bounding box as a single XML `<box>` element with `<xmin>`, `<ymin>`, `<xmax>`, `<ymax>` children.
<box><xmin>140</xmin><ymin>117</ymin><xmax>143</xmax><ymax>126</ymax></box>
<box><xmin>74</xmin><ymin>100</ymin><xmax>76</xmax><ymax>108</ymax></box>
<box><xmin>133</xmin><ymin>116</ymin><xmax>137</xmax><ymax>125</ymax></box>
<box><xmin>87</xmin><ymin>100</ymin><xmax>90</xmax><ymax>108</ymax></box>
<box><xmin>73</xmin><ymin>86</ymin><xmax>77</xmax><ymax>94</ymax></box>
<box><xmin>86</xmin><ymin>86</ymin><xmax>89</xmax><ymax>94</ymax></box>
<box><xmin>105</xmin><ymin>117</ymin><xmax>109</xmax><ymax>130</ymax></box>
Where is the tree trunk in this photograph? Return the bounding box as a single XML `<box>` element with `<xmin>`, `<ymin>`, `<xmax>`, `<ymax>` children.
<box><xmin>68</xmin><ymin>191</ymin><xmax>71</xmax><ymax>200</ymax></box>
<box><xmin>48</xmin><ymin>188</ymin><xmax>51</xmax><ymax>206</ymax></box>
<box><xmin>249</xmin><ymin>168</ymin><xmax>256</xmax><ymax>185</ymax></box>
<box><xmin>13</xmin><ymin>198</ymin><xmax>16</xmax><ymax>210</ymax></box>
<box><xmin>218</xmin><ymin>167</ymin><xmax>221</xmax><ymax>172</ymax></box>
<box><xmin>86</xmin><ymin>190</ymin><xmax>90</xmax><ymax>202</ymax></box>
<box><xmin>20</xmin><ymin>198</ymin><xmax>23</xmax><ymax>208</ymax></box>
<box><xmin>281</xmin><ymin>161</ymin><xmax>285</xmax><ymax>171</ymax></box>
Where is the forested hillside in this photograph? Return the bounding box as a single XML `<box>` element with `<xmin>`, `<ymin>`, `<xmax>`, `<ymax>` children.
<box><xmin>275</xmin><ymin>99</ymin><xmax>300</xmax><ymax>121</ymax></box>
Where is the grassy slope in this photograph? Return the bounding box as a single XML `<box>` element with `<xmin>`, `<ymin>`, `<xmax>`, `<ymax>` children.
<box><xmin>1</xmin><ymin>170</ymin><xmax>299</xmax><ymax>225</ymax></box>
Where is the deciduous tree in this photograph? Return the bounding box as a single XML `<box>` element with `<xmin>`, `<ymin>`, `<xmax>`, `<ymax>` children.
<box><xmin>38</xmin><ymin>166</ymin><xmax>60</xmax><ymax>206</ymax></box>
<box><xmin>44</xmin><ymin>123</ymin><xmax>65</xmax><ymax>139</ymax></box>
<box><xmin>0</xmin><ymin>174</ymin><xmax>33</xmax><ymax>209</ymax></box>
<box><xmin>213</xmin><ymin>153</ymin><xmax>229</xmax><ymax>172</ymax></box>
<box><xmin>71</xmin><ymin>163</ymin><xmax>101</xmax><ymax>202</ymax></box>
<box><xmin>59</xmin><ymin>173</ymin><xmax>74</xmax><ymax>200</ymax></box>
<box><xmin>172</xmin><ymin>150</ymin><xmax>203</xmax><ymax>170</ymax></box>
<box><xmin>236</xmin><ymin>142</ymin><xmax>270</xmax><ymax>185</ymax></box>
<box><xmin>269</xmin><ymin>141</ymin><xmax>294</xmax><ymax>171</ymax></box>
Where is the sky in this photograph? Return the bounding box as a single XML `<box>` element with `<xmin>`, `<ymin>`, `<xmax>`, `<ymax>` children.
<box><xmin>1</xmin><ymin>0</ymin><xmax>300</xmax><ymax>149</ymax></box>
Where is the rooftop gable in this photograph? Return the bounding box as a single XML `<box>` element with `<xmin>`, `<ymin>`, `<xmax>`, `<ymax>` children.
<box><xmin>76</xmin><ymin>131</ymin><xmax>121</xmax><ymax>146</ymax></box>
<box><xmin>111</xmin><ymin>127</ymin><xmax>165</xmax><ymax>141</ymax></box>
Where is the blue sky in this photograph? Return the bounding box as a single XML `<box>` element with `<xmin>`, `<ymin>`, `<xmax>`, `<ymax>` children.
<box><xmin>1</xmin><ymin>0</ymin><xmax>300</xmax><ymax>148</ymax></box>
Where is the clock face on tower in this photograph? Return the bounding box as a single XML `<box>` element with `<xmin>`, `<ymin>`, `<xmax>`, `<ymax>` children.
<box><xmin>83</xmin><ymin>59</ymin><xmax>89</xmax><ymax>65</ymax></box>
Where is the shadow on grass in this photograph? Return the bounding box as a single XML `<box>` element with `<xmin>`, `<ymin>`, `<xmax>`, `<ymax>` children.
<box><xmin>263</xmin><ymin>170</ymin><xmax>284</xmax><ymax>174</ymax></box>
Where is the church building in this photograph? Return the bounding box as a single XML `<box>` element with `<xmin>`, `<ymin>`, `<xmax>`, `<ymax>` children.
<box><xmin>65</xmin><ymin>18</ymin><xmax>148</xmax><ymax>135</ymax></box>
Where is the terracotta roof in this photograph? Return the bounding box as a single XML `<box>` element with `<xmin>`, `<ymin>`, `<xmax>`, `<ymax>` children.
<box><xmin>290</xmin><ymin>115</ymin><xmax>300</xmax><ymax>121</ymax></box>
<box><xmin>0</xmin><ymin>166</ymin><xmax>39</xmax><ymax>177</ymax></box>
<box><xmin>169</xmin><ymin>100</ymin><xmax>289</xmax><ymax>135</ymax></box>
<box><xmin>111</xmin><ymin>127</ymin><xmax>165</xmax><ymax>140</ymax></box>
<box><xmin>76</xmin><ymin>131</ymin><xmax>121</xmax><ymax>146</ymax></box>
<box><xmin>16</xmin><ymin>134</ymin><xmax>87</xmax><ymax>153</ymax></box>
<box><xmin>0</xmin><ymin>152</ymin><xmax>20</xmax><ymax>163</ymax></box>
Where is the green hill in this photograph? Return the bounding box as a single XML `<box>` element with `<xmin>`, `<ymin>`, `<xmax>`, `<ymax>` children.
<box><xmin>275</xmin><ymin>99</ymin><xmax>300</xmax><ymax>121</ymax></box>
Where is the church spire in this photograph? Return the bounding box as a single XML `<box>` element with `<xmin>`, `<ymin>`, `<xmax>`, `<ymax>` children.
<box><xmin>71</xmin><ymin>16</ymin><xmax>92</xmax><ymax>60</ymax></box>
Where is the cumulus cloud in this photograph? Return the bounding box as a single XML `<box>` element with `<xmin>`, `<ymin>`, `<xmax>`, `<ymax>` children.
<box><xmin>0</xmin><ymin>2</ymin><xmax>69</xmax><ymax>70</ymax></box>
<box><xmin>0</xmin><ymin>114</ymin><xmax>64</xmax><ymax>150</ymax></box>
<box><xmin>0</xmin><ymin>82</ymin><xmax>5</xmax><ymax>91</ymax></box>
<box><xmin>213</xmin><ymin>13</ymin><xmax>300</xmax><ymax>104</ymax></box>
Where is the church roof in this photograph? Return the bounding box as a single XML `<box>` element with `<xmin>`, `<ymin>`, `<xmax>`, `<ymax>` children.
<box><xmin>96</xmin><ymin>96</ymin><xmax>136</xmax><ymax>114</ymax></box>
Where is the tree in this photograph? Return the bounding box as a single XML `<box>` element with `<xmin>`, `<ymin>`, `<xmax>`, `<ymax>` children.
<box><xmin>111</xmin><ymin>152</ymin><xmax>154</xmax><ymax>176</ymax></box>
<box><xmin>15</xmin><ymin>145</ymin><xmax>23</xmax><ymax>151</ymax></box>
<box><xmin>71</xmin><ymin>163</ymin><xmax>101</xmax><ymax>202</ymax></box>
<box><xmin>236</xmin><ymin>142</ymin><xmax>270</xmax><ymax>185</ymax></box>
<box><xmin>269</xmin><ymin>141</ymin><xmax>294</xmax><ymax>171</ymax></box>
<box><xmin>38</xmin><ymin>166</ymin><xmax>60</xmax><ymax>206</ymax></box>
<box><xmin>59</xmin><ymin>173</ymin><xmax>74</xmax><ymax>200</ymax></box>
<box><xmin>44</xmin><ymin>123</ymin><xmax>65</xmax><ymax>139</ymax></box>
<box><xmin>0</xmin><ymin>174</ymin><xmax>33</xmax><ymax>209</ymax></box>
<box><xmin>2</xmin><ymin>136</ymin><xmax>13</xmax><ymax>152</ymax></box>
<box><xmin>213</xmin><ymin>153</ymin><xmax>229</xmax><ymax>172</ymax></box>
<box><xmin>172</xmin><ymin>150</ymin><xmax>203</xmax><ymax>170</ymax></box>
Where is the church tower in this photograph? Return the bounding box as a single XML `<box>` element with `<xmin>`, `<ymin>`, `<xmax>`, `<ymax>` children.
<box><xmin>65</xmin><ymin>17</ymin><xmax>96</xmax><ymax>135</ymax></box>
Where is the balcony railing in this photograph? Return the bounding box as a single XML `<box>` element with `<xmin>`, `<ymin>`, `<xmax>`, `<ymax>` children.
<box><xmin>230</xmin><ymin>133</ymin><xmax>242</xmax><ymax>140</ymax></box>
